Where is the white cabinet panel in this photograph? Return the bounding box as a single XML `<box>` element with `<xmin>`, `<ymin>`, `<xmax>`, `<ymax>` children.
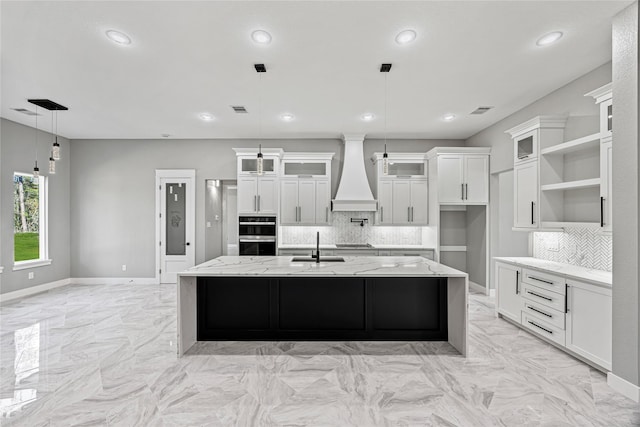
<box><xmin>280</xmin><ymin>180</ymin><xmax>299</xmax><ymax>224</ymax></box>
<box><xmin>257</xmin><ymin>178</ymin><xmax>277</xmax><ymax>214</ymax></box>
<box><xmin>600</xmin><ymin>139</ymin><xmax>612</xmax><ymax>232</ymax></box>
<box><xmin>377</xmin><ymin>180</ymin><xmax>393</xmax><ymax>224</ymax></box>
<box><xmin>514</xmin><ymin>161</ymin><xmax>538</xmax><ymax>229</ymax></box>
<box><xmin>315</xmin><ymin>180</ymin><xmax>331</xmax><ymax>224</ymax></box>
<box><xmin>410</xmin><ymin>180</ymin><xmax>429</xmax><ymax>224</ymax></box>
<box><xmin>464</xmin><ymin>156</ymin><xmax>489</xmax><ymax>203</ymax></box>
<box><xmin>298</xmin><ymin>179</ymin><xmax>317</xmax><ymax>224</ymax></box>
<box><xmin>496</xmin><ymin>262</ymin><xmax>521</xmax><ymax>323</ymax></box>
<box><xmin>392</xmin><ymin>180</ymin><xmax>412</xmax><ymax>224</ymax></box>
<box><xmin>237</xmin><ymin>177</ymin><xmax>258</xmax><ymax>214</ymax></box>
<box><xmin>566</xmin><ymin>281</ymin><xmax>612</xmax><ymax>370</ymax></box>
<box><xmin>438</xmin><ymin>156</ymin><xmax>464</xmax><ymax>203</ymax></box>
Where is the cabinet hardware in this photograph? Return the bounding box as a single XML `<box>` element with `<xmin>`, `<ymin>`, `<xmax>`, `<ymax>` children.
<box><xmin>408</xmin><ymin>207</ymin><xmax>411</xmax><ymax>222</ymax></box>
<box><xmin>528</xmin><ymin>275</ymin><xmax>554</xmax><ymax>285</ymax></box>
<box><xmin>565</xmin><ymin>284</ymin><xmax>569</xmax><ymax>313</ymax></box>
<box><xmin>528</xmin><ymin>320</ymin><xmax>553</xmax><ymax>335</ymax></box>
<box><xmin>526</xmin><ymin>290</ymin><xmax>553</xmax><ymax>302</ymax></box>
<box><xmin>526</xmin><ymin>305</ymin><xmax>552</xmax><ymax>318</ymax></box>
<box><xmin>600</xmin><ymin>197</ymin><xmax>605</xmax><ymax>227</ymax></box>
<box><xmin>326</xmin><ymin>207</ymin><xmax>329</xmax><ymax>223</ymax></box>
<box><xmin>465</xmin><ymin>183</ymin><xmax>468</xmax><ymax>200</ymax></box>
<box><xmin>380</xmin><ymin>206</ymin><xmax>384</xmax><ymax>222</ymax></box>
<box><xmin>531</xmin><ymin>201</ymin><xmax>534</xmax><ymax>225</ymax></box>
<box><xmin>516</xmin><ymin>271</ymin><xmax>519</xmax><ymax>294</ymax></box>
<box><xmin>411</xmin><ymin>207</ymin><xmax>414</xmax><ymax>222</ymax></box>
<box><xmin>461</xmin><ymin>183</ymin><xmax>464</xmax><ymax>200</ymax></box>
<box><xmin>258</xmin><ymin>195</ymin><xmax>261</xmax><ymax>211</ymax></box>
<box><xmin>254</xmin><ymin>195</ymin><xmax>257</xmax><ymax>212</ymax></box>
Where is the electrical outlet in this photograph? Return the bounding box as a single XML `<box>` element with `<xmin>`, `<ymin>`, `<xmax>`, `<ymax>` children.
<box><xmin>28</xmin><ymin>272</ymin><xmax>34</xmax><ymax>279</ymax></box>
<box><xmin>122</xmin><ymin>264</ymin><xmax>127</xmax><ymax>272</ymax></box>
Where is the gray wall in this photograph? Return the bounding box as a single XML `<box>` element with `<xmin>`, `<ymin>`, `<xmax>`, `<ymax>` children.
<box><xmin>466</xmin><ymin>62</ymin><xmax>612</xmax><ymax>173</ymax></box>
<box><xmin>612</xmin><ymin>1</ymin><xmax>639</xmax><ymax>388</ymax></box>
<box><xmin>1</xmin><ymin>119</ymin><xmax>71</xmax><ymax>294</ymax></box>
<box><xmin>70</xmin><ymin>137</ymin><xmax>464</xmax><ymax>278</ymax></box>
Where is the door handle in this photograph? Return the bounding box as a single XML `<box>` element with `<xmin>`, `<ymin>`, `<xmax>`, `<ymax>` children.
<box><xmin>465</xmin><ymin>183</ymin><xmax>468</xmax><ymax>200</ymax></box>
<box><xmin>411</xmin><ymin>206</ymin><xmax>414</xmax><ymax>222</ymax></box>
<box><xmin>254</xmin><ymin>195</ymin><xmax>257</xmax><ymax>212</ymax></box>
<box><xmin>600</xmin><ymin>196</ymin><xmax>604</xmax><ymax>227</ymax></box>
<box><xmin>408</xmin><ymin>207</ymin><xmax>411</xmax><ymax>222</ymax></box>
<box><xmin>516</xmin><ymin>270</ymin><xmax>519</xmax><ymax>294</ymax></box>
<box><xmin>461</xmin><ymin>183</ymin><xmax>464</xmax><ymax>200</ymax></box>
<box><xmin>185</xmin><ymin>242</ymin><xmax>190</xmax><ymax>246</ymax></box>
<box><xmin>531</xmin><ymin>201</ymin><xmax>535</xmax><ymax>225</ymax></box>
<box><xmin>326</xmin><ymin>207</ymin><xmax>329</xmax><ymax>223</ymax></box>
<box><xmin>380</xmin><ymin>206</ymin><xmax>384</xmax><ymax>222</ymax></box>
<box><xmin>258</xmin><ymin>195</ymin><xmax>261</xmax><ymax>211</ymax></box>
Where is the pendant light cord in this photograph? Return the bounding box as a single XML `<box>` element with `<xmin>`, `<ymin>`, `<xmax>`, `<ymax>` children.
<box><xmin>35</xmin><ymin>106</ymin><xmax>38</xmax><ymax>163</ymax></box>
<box><xmin>384</xmin><ymin>72</ymin><xmax>388</xmax><ymax>146</ymax></box>
<box><xmin>51</xmin><ymin>111</ymin><xmax>54</xmax><ymax>155</ymax></box>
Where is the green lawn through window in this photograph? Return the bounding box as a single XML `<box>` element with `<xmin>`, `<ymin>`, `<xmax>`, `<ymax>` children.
<box><xmin>15</xmin><ymin>232</ymin><xmax>39</xmax><ymax>261</ymax></box>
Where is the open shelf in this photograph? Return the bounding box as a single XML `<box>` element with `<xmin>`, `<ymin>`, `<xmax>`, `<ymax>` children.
<box><xmin>540</xmin><ymin>132</ymin><xmax>601</xmax><ymax>156</ymax></box>
<box><xmin>440</xmin><ymin>246</ymin><xmax>467</xmax><ymax>252</ymax></box>
<box><xmin>541</xmin><ymin>221</ymin><xmax>601</xmax><ymax>229</ymax></box>
<box><xmin>541</xmin><ymin>178</ymin><xmax>601</xmax><ymax>192</ymax></box>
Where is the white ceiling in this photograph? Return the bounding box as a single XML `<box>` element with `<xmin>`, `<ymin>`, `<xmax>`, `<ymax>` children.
<box><xmin>1</xmin><ymin>1</ymin><xmax>632</xmax><ymax>140</ymax></box>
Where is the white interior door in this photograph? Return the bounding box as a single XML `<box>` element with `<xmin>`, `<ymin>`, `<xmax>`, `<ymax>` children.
<box><xmin>224</xmin><ymin>185</ymin><xmax>238</xmax><ymax>255</ymax></box>
<box><xmin>158</xmin><ymin>170</ymin><xmax>195</xmax><ymax>284</ymax></box>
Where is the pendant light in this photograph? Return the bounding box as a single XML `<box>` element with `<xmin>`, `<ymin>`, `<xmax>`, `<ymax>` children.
<box><xmin>52</xmin><ymin>111</ymin><xmax>60</xmax><ymax>160</ymax></box>
<box><xmin>33</xmin><ymin>106</ymin><xmax>40</xmax><ymax>178</ymax></box>
<box><xmin>255</xmin><ymin>63</ymin><xmax>266</xmax><ymax>175</ymax></box>
<box><xmin>381</xmin><ymin>63</ymin><xmax>392</xmax><ymax>175</ymax></box>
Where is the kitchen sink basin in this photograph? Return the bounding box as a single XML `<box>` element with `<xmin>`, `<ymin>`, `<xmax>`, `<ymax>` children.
<box><xmin>335</xmin><ymin>243</ymin><xmax>373</xmax><ymax>248</ymax></box>
<box><xmin>291</xmin><ymin>256</ymin><xmax>345</xmax><ymax>263</ymax></box>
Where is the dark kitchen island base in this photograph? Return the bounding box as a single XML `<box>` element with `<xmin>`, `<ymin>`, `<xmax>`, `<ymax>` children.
<box><xmin>196</xmin><ymin>276</ymin><xmax>447</xmax><ymax>341</ymax></box>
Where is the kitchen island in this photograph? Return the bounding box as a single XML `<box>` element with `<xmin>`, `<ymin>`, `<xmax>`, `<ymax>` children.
<box><xmin>177</xmin><ymin>256</ymin><xmax>468</xmax><ymax>356</ymax></box>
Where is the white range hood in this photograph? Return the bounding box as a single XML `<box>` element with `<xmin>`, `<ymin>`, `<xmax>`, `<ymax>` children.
<box><xmin>332</xmin><ymin>134</ymin><xmax>377</xmax><ymax>211</ymax></box>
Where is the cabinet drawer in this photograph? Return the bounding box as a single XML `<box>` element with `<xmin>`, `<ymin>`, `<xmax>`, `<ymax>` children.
<box><xmin>522</xmin><ymin>299</ymin><xmax>565</xmax><ymax>330</ymax></box>
<box><xmin>522</xmin><ymin>268</ymin><xmax>565</xmax><ymax>295</ymax></box>
<box><xmin>388</xmin><ymin>250</ymin><xmax>435</xmax><ymax>260</ymax></box>
<box><xmin>522</xmin><ymin>313</ymin><xmax>565</xmax><ymax>346</ymax></box>
<box><xmin>522</xmin><ymin>282</ymin><xmax>566</xmax><ymax>313</ymax></box>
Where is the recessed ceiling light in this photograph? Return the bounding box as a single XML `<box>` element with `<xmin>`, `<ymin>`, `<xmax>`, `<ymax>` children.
<box><xmin>251</xmin><ymin>30</ymin><xmax>272</xmax><ymax>44</ymax></box>
<box><xmin>105</xmin><ymin>29</ymin><xmax>132</xmax><ymax>45</ymax></box>
<box><xmin>395</xmin><ymin>29</ymin><xmax>417</xmax><ymax>45</ymax></box>
<box><xmin>281</xmin><ymin>113</ymin><xmax>294</xmax><ymax>122</ymax></box>
<box><xmin>442</xmin><ymin>113</ymin><xmax>456</xmax><ymax>121</ymax></box>
<box><xmin>199</xmin><ymin>113</ymin><xmax>214</xmax><ymax>122</ymax></box>
<box><xmin>536</xmin><ymin>31</ymin><xmax>563</xmax><ymax>46</ymax></box>
<box><xmin>361</xmin><ymin>113</ymin><xmax>375</xmax><ymax>121</ymax></box>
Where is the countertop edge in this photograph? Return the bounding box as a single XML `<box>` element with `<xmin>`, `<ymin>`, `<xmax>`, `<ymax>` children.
<box><xmin>493</xmin><ymin>257</ymin><xmax>611</xmax><ymax>288</ymax></box>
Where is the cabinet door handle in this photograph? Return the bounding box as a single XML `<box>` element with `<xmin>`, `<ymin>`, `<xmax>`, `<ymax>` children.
<box><xmin>465</xmin><ymin>183</ymin><xmax>468</xmax><ymax>200</ymax></box>
<box><xmin>411</xmin><ymin>207</ymin><xmax>414</xmax><ymax>222</ymax></box>
<box><xmin>526</xmin><ymin>290</ymin><xmax>553</xmax><ymax>302</ymax></box>
<box><xmin>565</xmin><ymin>284</ymin><xmax>569</xmax><ymax>314</ymax></box>
<box><xmin>326</xmin><ymin>207</ymin><xmax>329</xmax><ymax>223</ymax></box>
<box><xmin>531</xmin><ymin>201</ymin><xmax>535</xmax><ymax>225</ymax></box>
<box><xmin>254</xmin><ymin>195</ymin><xmax>257</xmax><ymax>212</ymax></box>
<box><xmin>461</xmin><ymin>183</ymin><xmax>464</xmax><ymax>200</ymax></box>
<box><xmin>528</xmin><ymin>320</ymin><xmax>553</xmax><ymax>335</ymax></box>
<box><xmin>258</xmin><ymin>195</ymin><xmax>261</xmax><ymax>212</ymax></box>
<box><xmin>526</xmin><ymin>304</ymin><xmax>552</xmax><ymax>318</ymax></box>
<box><xmin>528</xmin><ymin>275</ymin><xmax>554</xmax><ymax>285</ymax></box>
<box><xmin>516</xmin><ymin>270</ymin><xmax>519</xmax><ymax>294</ymax></box>
<box><xmin>408</xmin><ymin>207</ymin><xmax>411</xmax><ymax>222</ymax></box>
<box><xmin>380</xmin><ymin>206</ymin><xmax>384</xmax><ymax>222</ymax></box>
<box><xmin>600</xmin><ymin>196</ymin><xmax>604</xmax><ymax>227</ymax></box>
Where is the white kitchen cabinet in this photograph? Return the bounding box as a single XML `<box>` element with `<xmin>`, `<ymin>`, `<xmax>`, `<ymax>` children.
<box><xmin>514</xmin><ymin>130</ymin><xmax>538</xmax><ymax>165</ymax></box>
<box><xmin>390</xmin><ymin>180</ymin><xmax>428</xmax><ymax>225</ymax></box>
<box><xmin>513</xmin><ymin>161</ymin><xmax>538</xmax><ymax>229</ymax></box>
<box><xmin>495</xmin><ymin>262</ymin><xmax>522</xmax><ymax>323</ymax></box>
<box><xmin>377</xmin><ymin>180</ymin><xmax>393</xmax><ymax>224</ymax></box>
<box><xmin>566</xmin><ymin>279</ymin><xmax>612</xmax><ymax>370</ymax></box>
<box><xmin>238</xmin><ymin>177</ymin><xmax>277</xmax><ymax>215</ymax></box>
<box><xmin>600</xmin><ymin>137</ymin><xmax>612</xmax><ymax>233</ymax></box>
<box><xmin>435</xmin><ymin>154</ymin><xmax>489</xmax><ymax>204</ymax></box>
<box><xmin>280</xmin><ymin>179</ymin><xmax>331</xmax><ymax>225</ymax></box>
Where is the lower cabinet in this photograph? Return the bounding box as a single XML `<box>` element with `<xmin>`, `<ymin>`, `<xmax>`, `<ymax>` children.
<box><xmin>496</xmin><ymin>262</ymin><xmax>521</xmax><ymax>323</ymax></box>
<box><xmin>566</xmin><ymin>279</ymin><xmax>612</xmax><ymax>371</ymax></box>
<box><xmin>495</xmin><ymin>261</ymin><xmax>612</xmax><ymax>371</ymax></box>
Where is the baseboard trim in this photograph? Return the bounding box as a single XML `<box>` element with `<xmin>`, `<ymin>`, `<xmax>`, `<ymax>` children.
<box><xmin>608</xmin><ymin>372</ymin><xmax>640</xmax><ymax>402</ymax></box>
<box><xmin>469</xmin><ymin>280</ymin><xmax>487</xmax><ymax>295</ymax></box>
<box><xmin>0</xmin><ymin>278</ymin><xmax>71</xmax><ymax>303</ymax></box>
<box><xmin>70</xmin><ymin>277</ymin><xmax>159</xmax><ymax>285</ymax></box>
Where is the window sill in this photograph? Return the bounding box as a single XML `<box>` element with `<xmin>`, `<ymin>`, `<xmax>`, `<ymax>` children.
<box><xmin>13</xmin><ymin>259</ymin><xmax>52</xmax><ymax>271</ymax></box>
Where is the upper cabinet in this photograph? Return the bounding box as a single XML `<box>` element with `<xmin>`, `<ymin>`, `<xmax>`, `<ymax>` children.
<box><xmin>233</xmin><ymin>148</ymin><xmax>283</xmax><ymax>215</ymax></box>
<box><xmin>426</xmin><ymin>148</ymin><xmax>491</xmax><ymax>205</ymax></box>
<box><xmin>585</xmin><ymin>83</ymin><xmax>613</xmax><ymax>138</ymax></box>
<box><xmin>371</xmin><ymin>153</ymin><xmax>429</xmax><ymax>225</ymax></box>
<box><xmin>280</xmin><ymin>153</ymin><xmax>333</xmax><ymax>225</ymax></box>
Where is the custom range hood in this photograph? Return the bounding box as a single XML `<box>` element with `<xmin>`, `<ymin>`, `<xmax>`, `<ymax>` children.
<box><xmin>332</xmin><ymin>134</ymin><xmax>377</xmax><ymax>211</ymax></box>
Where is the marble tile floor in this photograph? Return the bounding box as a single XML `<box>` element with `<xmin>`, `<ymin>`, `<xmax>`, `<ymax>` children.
<box><xmin>1</xmin><ymin>283</ymin><xmax>638</xmax><ymax>426</ymax></box>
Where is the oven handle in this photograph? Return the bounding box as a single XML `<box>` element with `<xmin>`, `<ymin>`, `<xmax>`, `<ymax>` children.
<box><xmin>239</xmin><ymin>238</ymin><xmax>276</xmax><ymax>243</ymax></box>
<box><xmin>239</xmin><ymin>222</ymin><xmax>276</xmax><ymax>225</ymax></box>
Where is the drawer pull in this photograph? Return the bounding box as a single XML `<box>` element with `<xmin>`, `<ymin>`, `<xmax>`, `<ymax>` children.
<box><xmin>528</xmin><ymin>275</ymin><xmax>555</xmax><ymax>285</ymax></box>
<box><xmin>526</xmin><ymin>305</ymin><xmax>552</xmax><ymax>318</ymax></box>
<box><xmin>527</xmin><ymin>290</ymin><xmax>553</xmax><ymax>302</ymax></box>
<box><xmin>528</xmin><ymin>320</ymin><xmax>553</xmax><ymax>335</ymax></box>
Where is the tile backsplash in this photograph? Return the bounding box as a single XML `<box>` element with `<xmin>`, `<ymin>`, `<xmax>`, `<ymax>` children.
<box><xmin>533</xmin><ymin>228</ymin><xmax>612</xmax><ymax>272</ymax></box>
<box><xmin>280</xmin><ymin>212</ymin><xmax>422</xmax><ymax>245</ymax></box>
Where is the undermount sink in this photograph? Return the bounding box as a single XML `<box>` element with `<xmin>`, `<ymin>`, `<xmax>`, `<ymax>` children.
<box><xmin>335</xmin><ymin>243</ymin><xmax>373</xmax><ymax>248</ymax></box>
<box><xmin>291</xmin><ymin>256</ymin><xmax>345</xmax><ymax>263</ymax></box>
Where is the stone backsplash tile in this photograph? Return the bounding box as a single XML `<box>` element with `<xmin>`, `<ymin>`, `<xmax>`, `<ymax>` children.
<box><xmin>533</xmin><ymin>228</ymin><xmax>612</xmax><ymax>272</ymax></box>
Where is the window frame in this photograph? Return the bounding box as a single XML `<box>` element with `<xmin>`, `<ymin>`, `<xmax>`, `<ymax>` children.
<box><xmin>13</xmin><ymin>172</ymin><xmax>51</xmax><ymax>270</ymax></box>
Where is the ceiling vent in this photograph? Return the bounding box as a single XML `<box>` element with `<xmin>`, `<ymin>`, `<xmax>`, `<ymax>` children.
<box><xmin>12</xmin><ymin>108</ymin><xmax>40</xmax><ymax>116</ymax></box>
<box><xmin>231</xmin><ymin>106</ymin><xmax>248</xmax><ymax>113</ymax></box>
<box><xmin>254</xmin><ymin>63</ymin><xmax>266</xmax><ymax>73</ymax></box>
<box><xmin>470</xmin><ymin>106</ymin><xmax>494</xmax><ymax>115</ymax></box>
<box><xmin>380</xmin><ymin>63</ymin><xmax>392</xmax><ymax>73</ymax></box>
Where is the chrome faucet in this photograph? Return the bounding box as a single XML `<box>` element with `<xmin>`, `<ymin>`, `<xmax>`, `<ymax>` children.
<box><xmin>312</xmin><ymin>231</ymin><xmax>320</xmax><ymax>263</ymax></box>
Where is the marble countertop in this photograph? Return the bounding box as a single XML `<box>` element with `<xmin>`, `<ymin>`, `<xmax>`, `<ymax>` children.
<box><xmin>180</xmin><ymin>256</ymin><xmax>467</xmax><ymax>278</ymax></box>
<box><xmin>278</xmin><ymin>244</ymin><xmax>435</xmax><ymax>250</ymax></box>
<box><xmin>494</xmin><ymin>257</ymin><xmax>612</xmax><ymax>288</ymax></box>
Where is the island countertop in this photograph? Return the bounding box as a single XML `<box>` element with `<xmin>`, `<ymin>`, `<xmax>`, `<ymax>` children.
<box><xmin>179</xmin><ymin>255</ymin><xmax>467</xmax><ymax>278</ymax></box>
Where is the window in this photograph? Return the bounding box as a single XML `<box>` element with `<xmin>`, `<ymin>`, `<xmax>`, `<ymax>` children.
<box><xmin>13</xmin><ymin>173</ymin><xmax>49</xmax><ymax>268</ymax></box>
